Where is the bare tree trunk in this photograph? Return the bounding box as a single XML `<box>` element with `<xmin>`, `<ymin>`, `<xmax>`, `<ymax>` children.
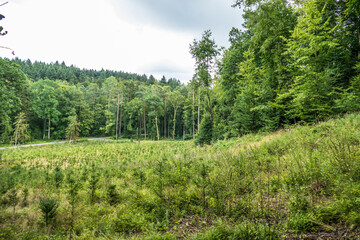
<box><xmin>168</xmin><ymin>118</ymin><xmax>170</xmax><ymax>138</ymax></box>
<box><xmin>43</xmin><ymin>118</ymin><xmax>46</xmax><ymax>139</ymax></box>
<box><xmin>198</xmin><ymin>88</ymin><xmax>200</xmax><ymax>132</ymax></box>
<box><xmin>207</xmin><ymin>93</ymin><xmax>212</xmax><ymax>121</ymax></box>
<box><xmin>172</xmin><ymin>108</ymin><xmax>177</xmax><ymax>139</ymax></box>
<box><xmin>92</xmin><ymin>79</ymin><xmax>96</xmax><ymax>114</ymax></box>
<box><xmin>14</xmin><ymin>126</ymin><xmax>19</xmax><ymax>146</ymax></box>
<box><xmin>116</xmin><ymin>94</ymin><xmax>120</xmax><ymax>139</ymax></box>
<box><xmin>139</xmin><ymin>113</ymin><xmax>142</xmax><ymax>140</ymax></box>
<box><xmin>192</xmin><ymin>91</ymin><xmax>195</xmax><ymax>139</ymax></box>
<box><xmin>119</xmin><ymin>104</ymin><xmax>123</xmax><ymax>138</ymax></box>
<box><xmin>164</xmin><ymin>96</ymin><xmax>167</xmax><ymax>138</ymax></box>
<box><xmin>48</xmin><ymin>117</ymin><xmax>51</xmax><ymax>139</ymax></box>
<box><xmin>183</xmin><ymin>117</ymin><xmax>185</xmax><ymax>141</ymax></box>
<box><xmin>108</xmin><ymin>93</ymin><xmax>112</xmax><ymax>110</ymax></box>
<box><xmin>143</xmin><ymin>104</ymin><xmax>147</xmax><ymax>140</ymax></box>
<box><xmin>155</xmin><ymin>116</ymin><xmax>160</xmax><ymax>141</ymax></box>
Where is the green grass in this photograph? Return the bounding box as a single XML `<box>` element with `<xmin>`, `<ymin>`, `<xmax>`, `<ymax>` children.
<box><xmin>1</xmin><ymin>113</ymin><xmax>360</xmax><ymax>239</ymax></box>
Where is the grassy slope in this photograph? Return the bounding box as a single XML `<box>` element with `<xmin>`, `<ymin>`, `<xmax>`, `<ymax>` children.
<box><xmin>1</xmin><ymin>113</ymin><xmax>360</xmax><ymax>239</ymax></box>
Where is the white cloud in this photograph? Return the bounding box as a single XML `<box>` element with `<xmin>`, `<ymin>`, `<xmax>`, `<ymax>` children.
<box><xmin>0</xmin><ymin>0</ymin><xmax>242</xmax><ymax>83</ymax></box>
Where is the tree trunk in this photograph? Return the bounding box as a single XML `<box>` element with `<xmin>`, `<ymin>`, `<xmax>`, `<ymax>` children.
<box><xmin>14</xmin><ymin>126</ymin><xmax>19</xmax><ymax>146</ymax></box>
<box><xmin>183</xmin><ymin>117</ymin><xmax>185</xmax><ymax>141</ymax></box>
<box><xmin>108</xmin><ymin>95</ymin><xmax>111</xmax><ymax>110</ymax></box>
<box><xmin>172</xmin><ymin>108</ymin><xmax>177</xmax><ymax>139</ymax></box>
<box><xmin>92</xmin><ymin>80</ymin><xmax>96</xmax><ymax>114</ymax></box>
<box><xmin>48</xmin><ymin>117</ymin><xmax>51</xmax><ymax>139</ymax></box>
<box><xmin>139</xmin><ymin>113</ymin><xmax>142</xmax><ymax>140</ymax></box>
<box><xmin>143</xmin><ymin>104</ymin><xmax>147</xmax><ymax>140</ymax></box>
<box><xmin>43</xmin><ymin>118</ymin><xmax>46</xmax><ymax>139</ymax></box>
<box><xmin>164</xmin><ymin>96</ymin><xmax>167</xmax><ymax>138</ymax></box>
<box><xmin>119</xmin><ymin>104</ymin><xmax>123</xmax><ymax>138</ymax></box>
<box><xmin>198</xmin><ymin>88</ymin><xmax>200</xmax><ymax>132</ymax></box>
<box><xmin>168</xmin><ymin>118</ymin><xmax>170</xmax><ymax>138</ymax></box>
<box><xmin>358</xmin><ymin>32</ymin><xmax>360</xmax><ymax>60</ymax></box>
<box><xmin>207</xmin><ymin>93</ymin><xmax>212</xmax><ymax>121</ymax></box>
<box><xmin>155</xmin><ymin>116</ymin><xmax>160</xmax><ymax>141</ymax></box>
<box><xmin>192</xmin><ymin>91</ymin><xmax>195</xmax><ymax>139</ymax></box>
<box><xmin>116</xmin><ymin>94</ymin><xmax>120</xmax><ymax>139</ymax></box>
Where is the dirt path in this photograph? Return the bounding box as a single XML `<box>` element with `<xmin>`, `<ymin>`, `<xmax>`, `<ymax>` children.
<box><xmin>0</xmin><ymin>137</ymin><xmax>111</xmax><ymax>150</ymax></box>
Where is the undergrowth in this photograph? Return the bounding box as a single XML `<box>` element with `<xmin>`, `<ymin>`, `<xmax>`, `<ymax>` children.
<box><xmin>1</xmin><ymin>113</ymin><xmax>360</xmax><ymax>239</ymax></box>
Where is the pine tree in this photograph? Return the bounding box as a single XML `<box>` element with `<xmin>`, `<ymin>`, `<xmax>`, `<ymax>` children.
<box><xmin>12</xmin><ymin>112</ymin><xmax>30</xmax><ymax>146</ymax></box>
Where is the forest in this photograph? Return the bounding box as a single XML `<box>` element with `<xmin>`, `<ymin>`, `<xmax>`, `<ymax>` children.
<box><xmin>1</xmin><ymin>0</ymin><xmax>360</xmax><ymax>145</ymax></box>
<box><xmin>1</xmin><ymin>0</ymin><xmax>360</xmax><ymax>239</ymax></box>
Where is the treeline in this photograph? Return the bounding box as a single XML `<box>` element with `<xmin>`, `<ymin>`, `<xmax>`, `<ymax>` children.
<box><xmin>193</xmin><ymin>0</ymin><xmax>360</xmax><ymax>142</ymax></box>
<box><xmin>12</xmin><ymin>58</ymin><xmax>181</xmax><ymax>88</ymax></box>
<box><xmin>0</xmin><ymin>58</ymin><xmax>189</xmax><ymax>143</ymax></box>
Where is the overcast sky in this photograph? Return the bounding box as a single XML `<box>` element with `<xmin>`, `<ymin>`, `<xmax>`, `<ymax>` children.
<box><xmin>0</xmin><ymin>0</ymin><xmax>243</xmax><ymax>83</ymax></box>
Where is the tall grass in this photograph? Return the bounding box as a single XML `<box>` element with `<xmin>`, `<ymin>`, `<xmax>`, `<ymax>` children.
<box><xmin>1</xmin><ymin>113</ymin><xmax>360</xmax><ymax>239</ymax></box>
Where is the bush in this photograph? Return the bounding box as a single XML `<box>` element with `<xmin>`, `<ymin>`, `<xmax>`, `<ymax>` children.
<box><xmin>39</xmin><ymin>198</ymin><xmax>59</xmax><ymax>226</ymax></box>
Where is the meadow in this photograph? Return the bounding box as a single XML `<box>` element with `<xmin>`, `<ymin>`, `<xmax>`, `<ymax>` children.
<box><xmin>1</xmin><ymin>113</ymin><xmax>360</xmax><ymax>239</ymax></box>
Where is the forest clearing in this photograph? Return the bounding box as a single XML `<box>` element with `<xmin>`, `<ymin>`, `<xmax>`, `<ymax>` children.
<box><xmin>1</xmin><ymin>113</ymin><xmax>360</xmax><ymax>239</ymax></box>
<box><xmin>1</xmin><ymin>0</ymin><xmax>360</xmax><ymax>238</ymax></box>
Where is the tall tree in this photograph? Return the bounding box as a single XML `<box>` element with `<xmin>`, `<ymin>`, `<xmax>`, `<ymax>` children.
<box><xmin>30</xmin><ymin>79</ymin><xmax>61</xmax><ymax>139</ymax></box>
<box><xmin>12</xmin><ymin>112</ymin><xmax>30</xmax><ymax>146</ymax></box>
<box><xmin>0</xmin><ymin>58</ymin><xmax>28</xmax><ymax>142</ymax></box>
<box><xmin>144</xmin><ymin>89</ymin><xmax>163</xmax><ymax>141</ymax></box>
<box><xmin>280</xmin><ymin>0</ymin><xmax>342</xmax><ymax>123</ymax></box>
<box><xmin>190</xmin><ymin>30</ymin><xmax>219</xmax><ymax>144</ymax></box>
<box><xmin>65</xmin><ymin>114</ymin><xmax>80</xmax><ymax>142</ymax></box>
<box><xmin>189</xmin><ymin>30</ymin><xmax>220</xmax><ymax>120</ymax></box>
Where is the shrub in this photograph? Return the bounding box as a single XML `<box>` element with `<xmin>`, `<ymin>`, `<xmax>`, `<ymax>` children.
<box><xmin>39</xmin><ymin>198</ymin><xmax>59</xmax><ymax>226</ymax></box>
<box><xmin>107</xmin><ymin>183</ymin><xmax>120</xmax><ymax>206</ymax></box>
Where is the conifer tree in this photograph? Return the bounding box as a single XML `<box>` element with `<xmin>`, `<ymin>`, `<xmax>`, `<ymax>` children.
<box><xmin>12</xmin><ymin>112</ymin><xmax>30</xmax><ymax>146</ymax></box>
<box><xmin>281</xmin><ymin>0</ymin><xmax>342</xmax><ymax>123</ymax></box>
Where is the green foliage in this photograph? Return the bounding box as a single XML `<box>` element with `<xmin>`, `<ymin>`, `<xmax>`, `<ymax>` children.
<box><xmin>282</xmin><ymin>0</ymin><xmax>341</xmax><ymax>122</ymax></box>
<box><xmin>78</xmin><ymin>105</ymin><xmax>94</xmax><ymax>137</ymax></box>
<box><xmin>65</xmin><ymin>114</ymin><xmax>80</xmax><ymax>141</ymax></box>
<box><xmin>0</xmin><ymin>58</ymin><xmax>28</xmax><ymax>143</ymax></box>
<box><xmin>195</xmin><ymin>113</ymin><xmax>213</xmax><ymax>146</ymax></box>
<box><xmin>287</xmin><ymin>212</ymin><xmax>318</xmax><ymax>233</ymax></box>
<box><xmin>29</xmin><ymin>79</ymin><xmax>61</xmax><ymax>139</ymax></box>
<box><xmin>7</xmin><ymin>188</ymin><xmax>19</xmax><ymax>216</ymax></box>
<box><xmin>192</xmin><ymin>222</ymin><xmax>278</xmax><ymax>240</ymax></box>
<box><xmin>39</xmin><ymin>198</ymin><xmax>59</xmax><ymax>226</ymax></box>
<box><xmin>1</xmin><ymin>114</ymin><xmax>360</xmax><ymax>238</ymax></box>
<box><xmin>88</xmin><ymin>166</ymin><xmax>99</xmax><ymax>203</ymax></box>
<box><xmin>190</xmin><ymin>30</ymin><xmax>219</xmax><ymax>88</ymax></box>
<box><xmin>53</xmin><ymin>166</ymin><xmax>64</xmax><ymax>189</ymax></box>
<box><xmin>12</xmin><ymin>112</ymin><xmax>30</xmax><ymax>146</ymax></box>
<box><xmin>106</xmin><ymin>183</ymin><xmax>119</xmax><ymax>206</ymax></box>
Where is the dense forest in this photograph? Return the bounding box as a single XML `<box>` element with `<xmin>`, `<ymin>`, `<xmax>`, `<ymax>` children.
<box><xmin>1</xmin><ymin>58</ymin><xmax>185</xmax><ymax>143</ymax></box>
<box><xmin>1</xmin><ymin>0</ymin><xmax>360</xmax><ymax>145</ymax></box>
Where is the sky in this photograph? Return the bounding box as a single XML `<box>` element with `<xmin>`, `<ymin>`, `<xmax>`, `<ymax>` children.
<box><xmin>0</xmin><ymin>0</ymin><xmax>243</xmax><ymax>83</ymax></box>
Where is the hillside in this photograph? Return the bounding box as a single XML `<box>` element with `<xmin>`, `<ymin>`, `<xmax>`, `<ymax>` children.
<box><xmin>1</xmin><ymin>113</ymin><xmax>360</xmax><ymax>239</ymax></box>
